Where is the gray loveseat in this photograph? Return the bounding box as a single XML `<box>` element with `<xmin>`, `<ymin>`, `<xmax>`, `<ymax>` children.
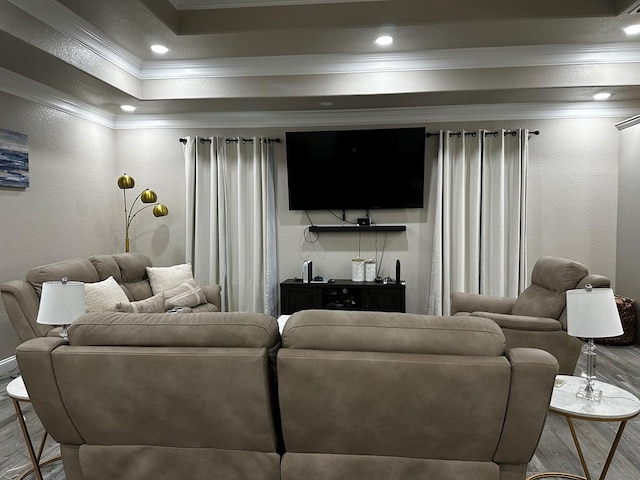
<box><xmin>1</xmin><ymin>253</ymin><xmax>222</xmax><ymax>342</ymax></box>
<box><xmin>16</xmin><ymin>309</ymin><xmax>558</xmax><ymax>480</ymax></box>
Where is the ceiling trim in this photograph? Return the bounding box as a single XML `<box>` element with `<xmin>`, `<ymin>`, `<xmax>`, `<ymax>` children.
<box><xmin>112</xmin><ymin>102</ymin><xmax>639</xmax><ymax>129</ymax></box>
<box><xmin>0</xmin><ymin>67</ymin><xmax>116</xmax><ymax>128</ymax></box>
<box><xmin>168</xmin><ymin>0</ymin><xmax>386</xmax><ymax>9</ymax></box>
<box><xmin>141</xmin><ymin>42</ymin><xmax>640</xmax><ymax>79</ymax></box>
<box><xmin>7</xmin><ymin>0</ymin><xmax>143</xmax><ymax>76</ymax></box>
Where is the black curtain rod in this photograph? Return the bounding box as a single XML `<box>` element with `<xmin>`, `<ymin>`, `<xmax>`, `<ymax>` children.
<box><xmin>426</xmin><ymin>130</ymin><xmax>540</xmax><ymax>138</ymax></box>
<box><xmin>179</xmin><ymin>137</ymin><xmax>281</xmax><ymax>144</ymax></box>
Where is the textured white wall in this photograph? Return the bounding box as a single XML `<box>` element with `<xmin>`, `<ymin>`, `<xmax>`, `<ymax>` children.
<box><xmin>521</xmin><ymin>117</ymin><xmax>619</xmax><ymax>283</ymax></box>
<box><xmin>0</xmin><ymin>92</ymin><xmax>118</xmax><ymax>358</ymax></box>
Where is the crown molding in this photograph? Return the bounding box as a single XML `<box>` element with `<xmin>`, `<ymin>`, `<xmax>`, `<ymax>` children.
<box><xmin>168</xmin><ymin>0</ymin><xmax>385</xmax><ymax>9</ymax></box>
<box><xmin>7</xmin><ymin>0</ymin><xmax>142</xmax><ymax>77</ymax></box>
<box><xmin>141</xmin><ymin>42</ymin><xmax>640</xmax><ymax>79</ymax></box>
<box><xmin>0</xmin><ymin>67</ymin><xmax>116</xmax><ymax>128</ymax></box>
<box><xmin>112</xmin><ymin>102</ymin><xmax>639</xmax><ymax>130</ymax></box>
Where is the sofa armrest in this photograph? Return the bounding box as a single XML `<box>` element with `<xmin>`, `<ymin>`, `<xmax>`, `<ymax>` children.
<box><xmin>201</xmin><ymin>284</ymin><xmax>222</xmax><ymax>311</ymax></box>
<box><xmin>470</xmin><ymin>311</ymin><xmax>562</xmax><ymax>331</ymax></box>
<box><xmin>16</xmin><ymin>337</ymin><xmax>84</xmax><ymax>445</ymax></box>
<box><xmin>1</xmin><ymin>280</ymin><xmax>46</xmax><ymax>342</ymax></box>
<box><xmin>450</xmin><ymin>292</ymin><xmax>516</xmax><ymax>315</ymax></box>
<box><xmin>494</xmin><ymin>347</ymin><xmax>558</xmax><ymax>464</ymax></box>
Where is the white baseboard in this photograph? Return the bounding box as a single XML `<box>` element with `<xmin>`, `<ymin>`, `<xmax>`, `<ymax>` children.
<box><xmin>0</xmin><ymin>355</ymin><xmax>19</xmax><ymax>378</ymax></box>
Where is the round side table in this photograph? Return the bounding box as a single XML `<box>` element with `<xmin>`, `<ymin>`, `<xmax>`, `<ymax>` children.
<box><xmin>6</xmin><ymin>376</ymin><xmax>61</xmax><ymax>480</ymax></box>
<box><xmin>528</xmin><ymin>374</ymin><xmax>640</xmax><ymax>480</ymax></box>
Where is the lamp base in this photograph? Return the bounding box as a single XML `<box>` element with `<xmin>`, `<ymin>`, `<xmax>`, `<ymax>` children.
<box><xmin>576</xmin><ymin>384</ymin><xmax>602</xmax><ymax>402</ymax></box>
<box><xmin>576</xmin><ymin>338</ymin><xmax>602</xmax><ymax>402</ymax></box>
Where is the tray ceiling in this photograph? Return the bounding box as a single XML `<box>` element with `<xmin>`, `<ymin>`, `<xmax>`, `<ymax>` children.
<box><xmin>1</xmin><ymin>0</ymin><xmax>640</xmax><ymax>127</ymax></box>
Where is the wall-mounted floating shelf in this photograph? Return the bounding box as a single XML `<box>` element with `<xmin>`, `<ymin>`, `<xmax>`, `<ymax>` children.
<box><xmin>308</xmin><ymin>225</ymin><xmax>406</xmax><ymax>233</ymax></box>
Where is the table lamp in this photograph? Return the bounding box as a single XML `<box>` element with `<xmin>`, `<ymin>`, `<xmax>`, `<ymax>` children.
<box><xmin>36</xmin><ymin>278</ymin><xmax>85</xmax><ymax>339</ymax></box>
<box><xmin>566</xmin><ymin>285</ymin><xmax>622</xmax><ymax>402</ymax></box>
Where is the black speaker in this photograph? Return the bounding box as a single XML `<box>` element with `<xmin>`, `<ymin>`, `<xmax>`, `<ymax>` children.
<box><xmin>395</xmin><ymin>259</ymin><xmax>401</xmax><ymax>283</ymax></box>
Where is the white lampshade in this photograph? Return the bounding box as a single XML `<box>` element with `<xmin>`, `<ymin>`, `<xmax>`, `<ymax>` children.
<box><xmin>566</xmin><ymin>287</ymin><xmax>623</xmax><ymax>338</ymax></box>
<box><xmin>36</xmin><ymin>280</ymin><xmax>85</xmax><ymax>326</ymax></box>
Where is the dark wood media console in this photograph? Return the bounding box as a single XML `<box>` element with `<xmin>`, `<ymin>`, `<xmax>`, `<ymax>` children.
<box><xmin>280</xmin><ymin>279</ymin><xmax>406</xmax><ymax>314</ymax></box>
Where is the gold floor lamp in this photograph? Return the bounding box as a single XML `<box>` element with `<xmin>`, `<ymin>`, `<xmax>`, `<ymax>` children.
<box><xmin>117</xmin><ymin>174</ymin><xmax>168</xmax><ymax>252</ymax></box>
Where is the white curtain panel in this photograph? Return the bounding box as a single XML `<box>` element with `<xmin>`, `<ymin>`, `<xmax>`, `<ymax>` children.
<box><xmin>183</xmin><ymin>136</ymin><xmax>278</xmax><ymax>316</ymax></box>
<box><xmin>428</xmin><ymin>129</ymin><xmax>529</xmax><ymax>315</ymax></box>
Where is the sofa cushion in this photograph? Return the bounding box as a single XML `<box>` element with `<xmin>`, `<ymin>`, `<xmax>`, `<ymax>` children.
<box><xmin>116</xmin><ymin>293</ymin><xmax>166</xmax><ymax>313</ymax></box>
<box><xmin>192</xmin><ymin>302</ymin><xmax>220</xmax><ymax>313</ymax></box>
<box><xmin>27</xmin><ymin>258</ymin><xmax>99</xmax><ymax>296</ymax></box>
<box><xmin>112</xmin><ymin>253</ymin><xmax>154</xmax><ymax>301</ymax></box>
<box><xmin>511</xmin><ymin>284</ymin><xmax>566</xmax><ymax>319</ymax></box>
<box><xmin>529</xmin><ymin>256</ymin><xmax>588</xmax><ymax>293</ymax></box>
<box><xmin>511</xmin><ymin>256</ymin><xmax>588</xmax><ymax>318</ymax></box>
<box><xmin>85</xmin><ymin>276</ymin><xmax>130</xmax><ymax>313</ymax></box>
<box><xmin>112</xmin><ymin>253</ymin><xmax>152</xmax><ymax>283</ymax></box>
<box><xmin>68</xmin><ymin>312</ymin><xmax>279</xmax><ymax>348</ymax></box>
<box><xmin>147</xmin><ymin>263</ymin><xmax>194</xmax><ymax>295</ymax></box>
<box><xmin>163</xmin><ymin>279</ymin><xmax>209</xmax><ymax>310</ymax></box>
<box><xmin>120</xmin><ymin>281</ymin><xmax>153</xmax><ymax>302</ymax></box>
<box><xmin>282</xmin><ymin>310</ymin><xmax>505</xmax><ymax>356</ymax></box>
<box><xmin>89</xmin><ymin>255</ymin><xmax>123</xmax><ymax>284</ymax></box>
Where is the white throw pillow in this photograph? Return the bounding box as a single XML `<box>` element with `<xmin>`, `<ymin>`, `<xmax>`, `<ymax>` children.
<box><xmin>85</xmin><ymin>276</ymin><xmax>129</xmax><ymax>312</ymax></box>
<box><xmin>146</xmin><ymin>263</ymin><xmax>194</xmax><ymax>295</ymax></box>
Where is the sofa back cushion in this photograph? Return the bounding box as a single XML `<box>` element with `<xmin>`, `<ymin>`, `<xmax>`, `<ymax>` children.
<box><xmin>89</xmin><ymin>255</ymin><xmax>123</xmax><ymax>284</ymax></box>
<box><xmin>512</xmin><ymin>256</ymin><xmax>588</xmax><ymax>318</ymax></box>
<box><xmin>69</xmin><ymin>311</ymin><xmax>278</xmax><ymax>348</ymax></box>
<box><xmin>278</xmin><ymin>311</ymin><xmax>511</xmax><ymax>463</ymax></box>
<box><xmin>22</xmin><ymin>312</ymin><xmax>283</xmax><ymax>456</ymax></box>
<box><xmin>27</xmin><ymin>258</ymin><xmax>99</xmax><ymax>296</ymax></box>
<box><xmin>112</xmin><ymin>253</ymin><xmax>153</xmax><ymax>300</ymax></box>
<box><xmin>282</xmin><ymin>310</ymin><xmax>506</xmax><ymax>356</ymax></box>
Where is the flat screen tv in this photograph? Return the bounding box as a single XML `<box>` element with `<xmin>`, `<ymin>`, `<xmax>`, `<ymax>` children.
<box><xmin>286</xmin><ymin>127</ymin><xmax>426</xmax><ymax>210</ymax></box>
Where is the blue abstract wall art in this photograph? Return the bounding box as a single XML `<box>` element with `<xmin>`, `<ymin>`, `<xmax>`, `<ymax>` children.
<box><xmin>0</xmin><ymin>128</ymin><xmax>29</xmax><ymax>188</ymax></box>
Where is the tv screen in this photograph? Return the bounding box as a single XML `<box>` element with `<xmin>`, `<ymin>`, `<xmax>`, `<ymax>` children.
<box><xmin>286</xmin><ymin>127</ymin><xmax>426</xmax><ymax>210</ymax></box>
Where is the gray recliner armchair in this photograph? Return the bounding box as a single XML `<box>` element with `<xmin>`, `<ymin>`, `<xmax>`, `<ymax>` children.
<box><xmin>450</xmin><ymin>256</ymin><xmax>610</xmax><ymax>375</ymax></box>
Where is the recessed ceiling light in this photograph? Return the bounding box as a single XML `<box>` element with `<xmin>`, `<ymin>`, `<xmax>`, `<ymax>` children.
<box><xmin>593</xmin><ymin>92</ymin><xmax>611</xmax><ymax>101</ymax></box>
<box><xmin>151</xmin><ymin>44</ymin><xmax>169</xmax><ymax>54</ymax></box>
<box><xmin>120</xmin><ymin>105</ymin><xmax>136</xmax><ymax>112</ymax></box>
<box><xmin>623</xmin><ymin>24</ymin><xmax>640</xmax><ymax>35</ymax></box>
<box><xmin>375</xmin><ymin>35</ymin><xmax>393</xmax><ymax>46</ymax></box>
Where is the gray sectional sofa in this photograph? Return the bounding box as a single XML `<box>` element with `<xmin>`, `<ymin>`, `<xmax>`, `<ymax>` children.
<box><xmin>1</xmin><ymin>252</ymin><xmax>221</xmax><ymax>342</ymax></box>
<box><xmin>16</xmin><ymin>309</ymin><xmax>558</xmax><ymax>480</ymax></box>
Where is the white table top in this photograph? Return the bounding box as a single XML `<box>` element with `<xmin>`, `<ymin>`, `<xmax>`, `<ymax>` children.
<box><xmin>550</xmin><ymin>375</ymin><xmax>640</xmax><ymax>420</ymax></box>
<box><xmin>277</xmin><ymin>315</ymin><xmax>290</xmax><ymax>334</ymax></box>
<box><xmin>6</xmin><ymin>376</ymin><xmax>30</xmax><ymax>402</ymax></box>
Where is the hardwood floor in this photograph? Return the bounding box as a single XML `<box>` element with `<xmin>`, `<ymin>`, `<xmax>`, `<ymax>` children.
<box><xmin>0</xmin><ymin>343</ymin><xmax>638</xmax><ymax>480</ymax></box>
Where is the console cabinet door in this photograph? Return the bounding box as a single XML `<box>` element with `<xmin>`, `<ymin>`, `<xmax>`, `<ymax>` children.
<box><xmin>362</xmin><ymin>286</ymin><xmax>405</xmax><ymax>312</ymax></box>
<box><xmin>280</xmin><ymin>284</ymin><xmax>320</xmax><ymax>314</ymax></box>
